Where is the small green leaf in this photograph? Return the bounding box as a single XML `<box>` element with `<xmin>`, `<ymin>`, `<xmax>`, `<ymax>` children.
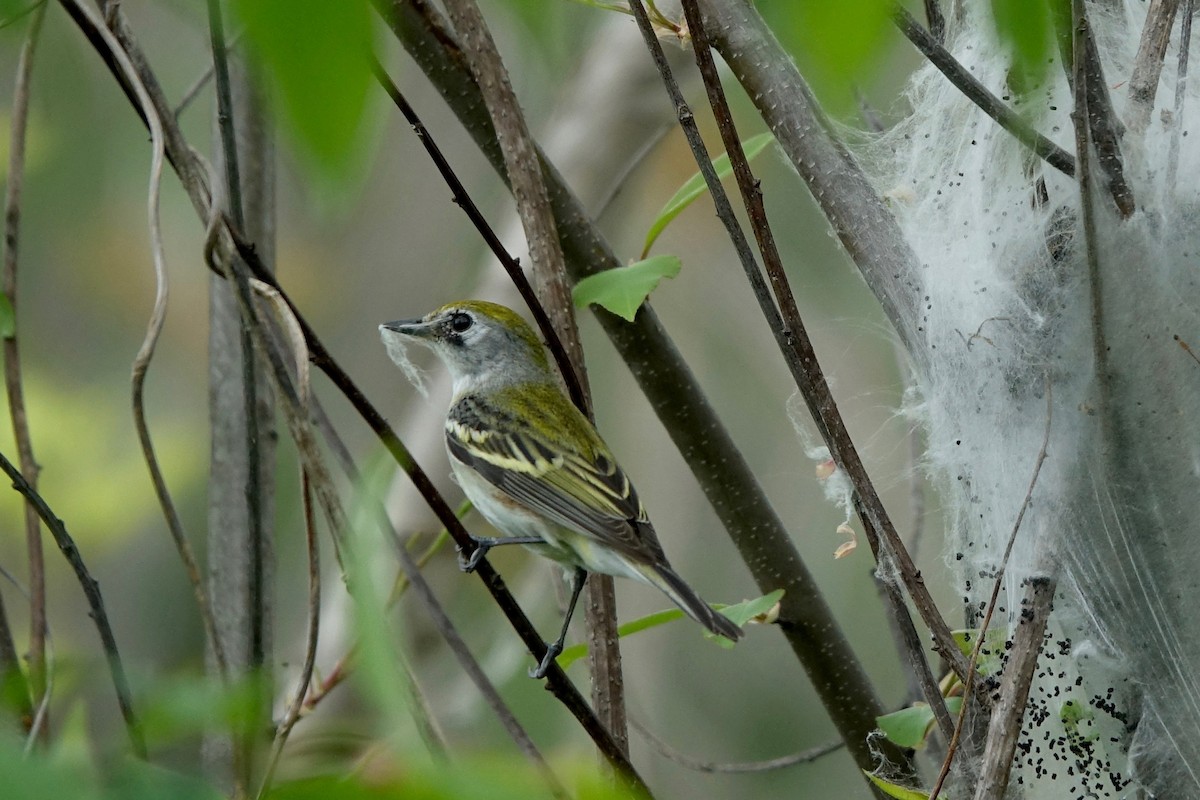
<box><xmin>642</xmin><ymin>132</ymin><xmax>775</xmax><ymax>257</ymax></box>
<box><xmin>717</xmin><ymin>589</ymin><xmax>784</xmax><ymax>627</ymax></box>
<box><xmin>952</xmin><ymin>627</ymin><xmax>1007</xmax><ymax>676</ymax></box>
<box><xmin>558</xmin><ymin>609</ymin><xmax>685</xmax><ymax>669</ymax></box>
<box><xmin>232</xmin><ymin>0</ymin><xmax>374</xmax><ymax>185</ymax></box>
<box><xmin>760</xmin><ymin>1</ymin><xmax>893</xmax><ymax>112</ymax></box>
<box><xmin>877</xmin><ymin>697</ymin><xmax>963</xmax><ymax>749</ymax></box>
<box><xmin>863</xmin><ymin>772</ymin><xmax>932</xmax><ymax>800</ymax></box>
<box><xmin>0</xmin><ymin>294</ymin><xmax>15</xmax><ymax>338</ymax></box>
<box><xmin>572</xmin><ymin>255</ymin><xmax>681</xmax><ymax>321</ymax></box>
<box><xmin>556</xmin><ymin>590</ymin><xmax>783</xmax><ymax>668</ymax></box>
<box><xmin>990</xmin><ymin>0</ymin><xmax>1057</xmax><ymax>96</ymax></box>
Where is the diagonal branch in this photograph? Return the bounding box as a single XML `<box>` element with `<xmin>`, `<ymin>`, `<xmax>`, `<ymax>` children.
<box><xmin>893</xmin><ymin>6</ymin><xmax>1076</xmax><ymax>177</ymax></box>
<box><xmin>1128</xmin><ymin>0</ymin><xmax>1182</xmax><ymax>134</ymax></box>
<box><xmin>0</xmin><ymin>449</ymin><xmax>145</xmax><ymax>757</ymax></box>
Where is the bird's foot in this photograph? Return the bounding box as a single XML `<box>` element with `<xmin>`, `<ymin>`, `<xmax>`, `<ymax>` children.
<box><xmin>529</xmin><ymin>641</ymin><xmax>563</xmax><ymax>679</ymax></box>
<box><xmin>457</xmin><ymin>540</ymin><xmax>492</xmax><ymax>573</ymax></box>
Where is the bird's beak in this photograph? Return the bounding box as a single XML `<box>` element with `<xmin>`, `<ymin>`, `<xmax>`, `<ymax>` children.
<box><xmin>379</xmin><ymin>317</ymin><xmax>432</xmax><ymax>338</ymax></box>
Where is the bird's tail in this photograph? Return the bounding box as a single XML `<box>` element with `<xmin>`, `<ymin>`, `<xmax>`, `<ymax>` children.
<box><xmin>643</xmin><ymin>563</ymin><xmax>743</xmax><ymax>642</ymax></box>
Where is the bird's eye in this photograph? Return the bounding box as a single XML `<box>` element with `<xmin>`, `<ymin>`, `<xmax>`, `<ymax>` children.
<box><xmin>449</xmin><ymin>312</ymin><xmax>473</xmax><ymax>333</ymax></box>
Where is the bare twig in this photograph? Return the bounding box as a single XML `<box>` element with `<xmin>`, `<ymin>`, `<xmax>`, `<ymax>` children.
<box><xmin>175</xmin><ymin>30</ymin><xmax>244</xmax><ymax>119</ymax></box>
<box><xmin>892</xmin><ymin>6</ymin><xmax>1076</xmax><ymax>177</ymax></box>
<box><xmin>256</xmin><ymin>471</ymin><xmax>320</xmax><ymax>800</ymax></box>
<box><xmin>924</xmin><ymin>0</ymin><xmax>946</xmax><ymax>42</ymax></box>
<box><xmin>930</xmin><ymin>381</ymin><xmax>1052</xmax><ymax>800</ymax></box>
<box><xmin>1</xmin><ymin>0</ymin><xmax>46</xmax><ymax>730</ymax></box>
<box><xmin>1168</xmin><ymin>0</ymin><xmax>1195</xmax><ymax>187</ymax></box>
<box><xmin>1071</xmin><ymin>2</ymin><xmax>1114</xmax><ymax>420</ymax></box>
<box><xmin>255</xmin><ymin>294</ymin><xmax>319</xmax><ymax>800</ymax></box>
<box><xmin>630</xmin><ymin>716</ymin><xmax>844</xmax><ymax>773</ymax></box>
<box><xmin>694</xmin><ymin>0</ymin><xmax>923</xmax><ymax>343</ymax></box>
<box><xmin>971</xmin><ymin>577</ymin><xmax>1055</xmax><ymax>800</ymax></box>
<box><xmin>1053</xmin><ymin>1</ymin><xmax>1136</xmax><ymax>218</ymax></box>
<box><xmin>0</xmin><ymin>448</ymin><xmax>145</xmax><ymax>757</ymax></box>
<box><xmin>1128</xmin><ymin>0</ymin><xmax>1182</xmax><ymax>134</ymax></box>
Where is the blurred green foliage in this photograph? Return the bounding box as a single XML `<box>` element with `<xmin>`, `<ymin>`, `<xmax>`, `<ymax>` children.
<box><xmin>231</xmin><ymin>0</ymin><xmax>376</xmax><ymax>192</ymax></box>
<box><xmin>990</xmin><ymin>0</ymin><xmax>1061</xmax><ymax>96</ymax></box>
<box><xmin>759</xmin><ymin>0</ymin><xmax>894</xmax><ymax>113</ymax></box>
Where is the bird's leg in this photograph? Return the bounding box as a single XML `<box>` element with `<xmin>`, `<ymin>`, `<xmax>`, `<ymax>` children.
<box><xmin>531</xmin><ymin>568</ymin><xmax>588</xmax><ymax>679</ymax></box>
<box><xmin>458</xmin><ymin>535</ymin><xmax>546</xmax><ymax>572</ymax></box>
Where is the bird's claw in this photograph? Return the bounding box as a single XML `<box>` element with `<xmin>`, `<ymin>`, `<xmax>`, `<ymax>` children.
<box><xmin>529</xmin><ymin>642</ymin><xmax>562</xmax><ymax>679</ymax></box>
<box><xmin>457</xmin><ymin>541</ymin><xmax>491</xmax><ymax>573</ymax></box>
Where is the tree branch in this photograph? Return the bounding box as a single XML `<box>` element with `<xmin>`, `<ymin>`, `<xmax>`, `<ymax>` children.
<box><xmin>0</xmin><ymin>449</ymin><xmax>145</xmax><ymax>757</ymax></box>
<box><xmin>1128</xmin><ymin>0</ymin><xmax>1181</xmax><ymax>134</ymax></box>
<box><xmin>1</xmin><ymin>0</ymin><xmax>47</xmax><ymax>732</ymax></box>
<box><xmin>893</xmin><ymin>6</ymin><xmax>1076</xmax><ymax>177</ymax></box>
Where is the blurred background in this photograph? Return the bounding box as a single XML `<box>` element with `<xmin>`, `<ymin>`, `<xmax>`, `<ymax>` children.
<box><xmin>0</xmin><ymin>0</ymin><xmax>958</xmax><ymax>796</ymax></box>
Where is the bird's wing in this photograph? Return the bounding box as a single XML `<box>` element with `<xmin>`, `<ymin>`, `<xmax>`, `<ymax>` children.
<box><xmin>446</xmin><ymin>392</ymin><xmax>665</xmax><ymax>564</ymax></box>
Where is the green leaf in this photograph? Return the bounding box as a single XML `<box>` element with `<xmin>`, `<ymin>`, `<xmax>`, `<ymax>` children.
<box><xmin>556</xmin><ymin>590</ymin><xmax>783</xmax><ymax>668</ymax></box>
<box><xmin>952</xmin><ymin>627</ymin><xmax>1007</xmax><ymax>676</ymax></box>
<box><xmin>572</xmin><ymin>255</ymin><xmax>681</xmax><ymax>321</ymax></box>
<box><xmin>863</xmin><ymin>772</ymin><xmax>931</xmax><ymax>800</ymax></box>
<box><xmin>717</xmin><ymin>588</ymin><xmax>784</xmax><ymax>627</ymax></box>
<box><xmin>0</xmin><ymin>294</ymin><xmax>14</xmax><ymax>338</ymax></box>
<box><xmin>990</xmin><ymin>0</ymin><xmax>1057</xmax><ymax>96</ymax></box>
<box><xmin>877</xmin><ymin>697</ymin><xmax>963</xmax><ymax>749</ymax></box>
<box><xmin>642</xmin><ymin>131</ymin><xmax>775</xmax><ymax>257</ymax></box>
<box><xmin>232</xmin><ymin>0</ymin><xmax>374</xmax><ymax>186</ymax></box>
<box><xmin>759</xmin><ymin>1</ymin><xmax>893</xmax><ymax>113</ymax></box>
<box><xmin>558</xmin><ymin>609</ymin><xmax>685</xmax><ymax>669</ymax></box>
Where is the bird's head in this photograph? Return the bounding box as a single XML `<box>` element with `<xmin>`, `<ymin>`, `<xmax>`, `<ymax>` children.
<box><xmin>380</xmin><ymin>301</ymin><xmax>551</xmax><ymax>392</ymax></box>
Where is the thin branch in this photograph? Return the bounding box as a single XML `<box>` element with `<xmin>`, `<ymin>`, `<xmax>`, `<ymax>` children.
<box><xmin>1</xmin><ymin>0</ymin><xmax>47</xmax><ymax>731</ymax></box>
<box><xmin>930</xmin><ymin>380</ymin><xmax>1052</xmax><ymax>800</ymax></box>
<box><xmin>633</xmin><ymin>0</ymin><xmax>918</xmax><ymax>781</ymax></box>
<box><xmin>0</xmin><ymin>448</ymin><xmax>145</xmax><ymax>757</ymax></box>
<box><xmin>1168</xmin><ymin>0</ymin><xmax>1195</xmax><ymax>188</ymax></box>
<box><xmin>1072</xmin><ymin>1</ymin><xmax>1114</xmax><ymax>421</ymax></box>
<box><xmin>256</xmin><ymin>470</ymin><xmax>320</xmax><ymax>800</ymax></box>
<box><xmin>1128</xmin><ymin>0</ymin><xmax>1182</xmax><ymax>134</ymax></box>
<box><xmin>924</xmin><ymin>0</ymin><xmax>945</xmax><ymax>43</ymax></box>
<box><xmin>206</xmin><ymin>0</ymin><xmax>268</xmax><ymax>685</ymax></box>
<box><xmin>971</xmin><ymin>577</ymin><xmax>1055</xmax><ymax>800</ymax></box>
<box><xmin>175</xmin><ymin>30</ymin><xmax>244</xmax><ymax>120</ymax></box>
<box><xmin>629</xmin><ymin>716</ymin><xmax>845</xmax><ymax>773</ymax></box>
<box><xmin>892</xmin><ymin>6</ymin><xmax>1076</xmax><ymax>177</ymax></box>
<box><xmin>1053</xmin><ymin>0</ymin><xmax>1136</xmax><ymax>218</ymax></box>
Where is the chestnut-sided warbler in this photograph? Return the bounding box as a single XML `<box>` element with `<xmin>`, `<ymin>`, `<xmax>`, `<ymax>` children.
<box><xmin>380</xmin><ymin>300</ymin><xmax>742</xmax><ymax>677</ymax></box>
